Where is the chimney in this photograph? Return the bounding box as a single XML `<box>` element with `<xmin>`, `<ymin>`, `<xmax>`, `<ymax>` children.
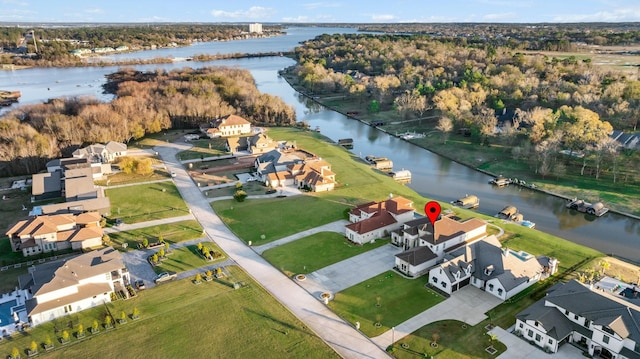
<box><xmin>465</xmin><ymin>245</ymin><xmax>473</xmax><ymax>262</ymax></box>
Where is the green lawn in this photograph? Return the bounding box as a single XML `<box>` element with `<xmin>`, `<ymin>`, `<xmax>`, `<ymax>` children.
<box><xmin>152</xmin><ymin>244</ymin><xmax>225</xmax><ymax>274</ymax></box>
<box><xmin>212</xmin><ymin>196</ymin><xmax>349</xmax><ymax>244</ymax></box>
<box><xmin>329</xmin><ymin>271</ymin><xmax>444</xmax><ymax>337</ymax></box>
<box><xmin>0</xmin><ymin>267</ymin><xmax>338</xmax><ymax>359</ymax></box>
<box><xmin>177</xmin><ymin>137</ymin><xmax>229</xmax><ymax>161</ymax></box>
<box><xmin>0</xmin><ymin>189</ymin><xmax>36</xmax><ymax>233</ymax></box>
<box><xmin>105</xmin><ymin>181</ymin><xmax>190</xmax><ymax>224</ymax></box>
<box><xmin>106</xmin><ymin>220</ymin><xmax>203</xmax><ymax>251</ymax></box>
<box><xmin>263</xmin><ymin>232</ymin><xmax>389</xmax><ymax>276</ymax></box>
<box><xmin>392</xmin><ymin>320</ymin><xmax>507</xmax><ymax>359</ymax></box>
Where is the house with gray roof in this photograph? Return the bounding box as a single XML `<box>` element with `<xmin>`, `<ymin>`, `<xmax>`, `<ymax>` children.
<box><xmin>19</xmin><ymin>247</ymin><xmax>129</xmax><ymax>326</ymax></box>
<box><xmin>72</xmin><ymin>141</ymin><xmax>127</xmax><ymax>163</ymax></box>
<box><xmin>515</xmin><ymin>280</ymin><xmax>640</xmax><ymax>358</ymax></box>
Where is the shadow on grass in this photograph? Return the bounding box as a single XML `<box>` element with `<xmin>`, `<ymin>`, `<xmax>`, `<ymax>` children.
<box><xmin>244</xmin><ymin>308</ymin><xmax>310</xmax><ymax>336</ymax></box>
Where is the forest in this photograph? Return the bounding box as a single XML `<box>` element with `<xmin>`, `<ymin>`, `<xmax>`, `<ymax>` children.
<box><xmin>290</xmin><ymin>33</ymin><xmax>639</xmax><ymax>182</ymax></box>
<box><xmin>0</xmin><ymin>66</ymin><xmax>296</xmax><ymax>176</ymax></box>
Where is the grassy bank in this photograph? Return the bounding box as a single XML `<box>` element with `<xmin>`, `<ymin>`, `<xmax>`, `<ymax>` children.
<box><xmin>0</xmin><ymin>267</ymin><xmax>338</xmax><ymax>359</ymax></box>
<box><xmin>105</xmin><ymin>181</ymin><xmax>190</xmax><ymax>224</ymax></box>
<box><xmin>107</xmin><ymin>220</ymin><xmax>203</xmax><ymax>250</ymax></box>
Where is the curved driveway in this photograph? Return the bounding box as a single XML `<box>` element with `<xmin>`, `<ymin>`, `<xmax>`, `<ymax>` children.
<box><xmin>155</xmin><ymin>139</ymin><xmax>390</xmax><ymax>359</ymax></box>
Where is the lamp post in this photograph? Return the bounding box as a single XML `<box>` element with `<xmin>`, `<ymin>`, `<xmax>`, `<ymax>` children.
<box><xmin>391</xmin><ymin>326</ymin><xmax>395</xmax><ymax>347</ymax></box>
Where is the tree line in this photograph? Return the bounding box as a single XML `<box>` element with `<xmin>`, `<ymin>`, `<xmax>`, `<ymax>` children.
<box><xmin>290</xmin><ymin>33</ymin><xmax>639</xmax><ymax>183</ymax></box>
<box><xmin>0</xmin><ymin>66</ymin><xmax>296</xmax><ymax>176</ymax></box>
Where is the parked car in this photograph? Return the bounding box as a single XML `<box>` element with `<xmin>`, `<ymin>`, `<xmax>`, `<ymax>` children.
<box><xmin>114</xmin><ymin>218</ymin><xmax>124</xmax><ymax>227</ymax></box>
<box><xmin>154</xmin><ymin>272</ymin><xmax>177</xmax><ymax>284</ymax></box>
<box><xmin>134</xmin><ymin>279</ymin><xmax>146</xmax><ymax>290</ymax></box>
<box><xmin>170</xmin><ymin>171</ymin><xmax>177</xmax><ymax>178</ymax></box>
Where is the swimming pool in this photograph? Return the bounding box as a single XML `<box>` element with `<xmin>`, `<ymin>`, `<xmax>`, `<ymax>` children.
<box><xmin>0</xmin><ymin>299</ymin><xmax>17</xmax><ymax>326</ymax></box>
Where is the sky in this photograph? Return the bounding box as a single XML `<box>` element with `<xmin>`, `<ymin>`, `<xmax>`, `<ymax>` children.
<box><xmin>2</xmin><ymin>0</ymin><xmax>640</xmax><ymax>23</ymax></box>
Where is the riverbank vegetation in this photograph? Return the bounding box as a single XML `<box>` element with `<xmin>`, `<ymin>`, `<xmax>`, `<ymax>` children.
<box><xmin>287</xmin><ymin>33</ymin><xmax>640</xmax><ymax>214</ymax></box>
<box><xmin>0</xmin><ymin>24</ymin><xmax>283</xmax><ymax>67</ymax></box>
<box><xmin>0</xmin><ymin>66</ymin><xmax>295</xmax><ymax>176</ymax></box>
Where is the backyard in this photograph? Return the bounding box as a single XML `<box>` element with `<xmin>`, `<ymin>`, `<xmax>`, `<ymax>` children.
<box><xmin>106</xmin><ymin>220</ymin><xmax>203</xmax><ymax>251</ymax></box>
<box><xmin>105</xmin><ymin>181</ymin><xmax>190</xmax><ymax>224</ymax></box>
<box><xmin>262</xmin><ymin>232</ymin><xmax>389</xmax><ymax>276</ymax></box>
<box><xmin>329</xmin><ymin>271</ymin><xmax>444</xmax><ymax>337</ymax></box>
<box><xmin>0</xmin><ymin>267</ymin><xmax>338</xmax><ymax>359</ymax></box>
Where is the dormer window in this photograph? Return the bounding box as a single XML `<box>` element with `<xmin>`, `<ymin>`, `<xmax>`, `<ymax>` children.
<box><xmin>484</xmin><ymin>265</ymin><xmax>494</xmax><ymax>276</ymax></box>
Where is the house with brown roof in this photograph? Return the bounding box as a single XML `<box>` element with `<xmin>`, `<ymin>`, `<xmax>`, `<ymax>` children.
<box><xmin>428</xmin><ymin>235</ymin><xmax>557</xmax><ymax>299</ymax></box>
<box><xmin>265</xmin><ymin>159</ymin><xmax>336</xmax><ymax>192</ymax></box>
<box><xmin>19</xmin><ymin>247</ymin><xmax>129</xmax><ymax>326</ymax></box>
<box><xmin>204</xmin><ymin>114</ymin><xmax>252</xmax><ymax>138</ymax></box>
<box><xmin>345</xmin><ymin>196</ymin><xmax>415</xmax><ymax>244</ymax></box>
<box><xmin>392</xmin><ymin>215</ymin><xmax>487</xmax><ymax>277</ymax></box>
<box><xmin>6</xmin><ymin>212</ymin><xmax>103</xmax><ymax>257</ymax></box>
<box><xmin>225</xmin><ymin>133</ymin><xmax>278</xmax><ymax>154</ymax></box>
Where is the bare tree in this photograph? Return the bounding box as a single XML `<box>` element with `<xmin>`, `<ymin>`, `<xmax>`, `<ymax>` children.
<box><xmin>436</xmin><ymin>117</ymin><xmax>453</xmax><ymax>144</ymax></box>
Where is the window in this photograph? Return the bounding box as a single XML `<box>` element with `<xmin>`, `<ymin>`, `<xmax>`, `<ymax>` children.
<box><xmin>498</xmin><ymin>289</ymin><xmax>503</xmax><ymax>295</ymax></box>
<box><xmin>488</xmin><ymin>284</ymin><xmax>494</xmax><ymax>291</ymax></box>
<box><xmin>574</xmin><ymin>314</ymin><xmax>578</xmax><ymax>320</ymax></box>
<box><xmin>432</xmin><ymin>277</ymin><xmax>438</xmax><ymax>283</ymax></box>
<box><xmin>441</xmin><ymin>281</ymin><xmax>447</xmax><ymax>288</ymax></box>
<box><xmin>603</xmin><ymin>335</ymin><xmax>610</xmax><ymax>344</ymax></box>
<box><xmin>548</xmin><ymin>339</ymin><xmax>553</xmax><ymax>345</ymax></box>
<box><xmin>535</xmin><ymin>334</ymin><xmax>541</xmax><ymax>342</ymax></box>
<box><xmin>519</xmin><ymin>323</ymin><xmax>523</xmax><ymax>329</ymax></box>
<box><xmin>527</xmin><ymin>329</ymin><xmax>533</xmax><ymax>338</ymax></box>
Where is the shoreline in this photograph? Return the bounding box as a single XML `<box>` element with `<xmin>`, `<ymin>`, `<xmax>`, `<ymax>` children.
<box><xmin>279</xmin><ymin>68</ymin><xmax>640</xmax><ymax>223</ymax></box>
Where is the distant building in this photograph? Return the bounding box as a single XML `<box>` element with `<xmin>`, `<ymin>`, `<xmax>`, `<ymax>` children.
<box><xmin>20</xmin><ymin>247</ymin><xmax>130</xmax><ymax>326</ymax></box>
<box><xmin>249</xmin><ymin>23</ymin><xmax>263</xmax><ymax>34</ymax></box>
<box><xmin>202</xmin><ymin>114</ymin><xmax>252</xmax><ymax>138</ymax></box>
<box><xmin>72</xmin><ymin>141</ymin><xmax>127</xmax><ymax>164</ymax></box>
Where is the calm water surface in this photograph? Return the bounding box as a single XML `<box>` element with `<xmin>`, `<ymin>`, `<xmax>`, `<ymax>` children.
<box><xmin>1</xmin><ymin>27</ymin><xmax>638</xmax><ymax>261</ymax></box>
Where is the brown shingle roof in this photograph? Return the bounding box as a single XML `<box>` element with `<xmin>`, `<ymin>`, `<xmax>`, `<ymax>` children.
<box><xmin>346</xmin><ymin>210</ymin><xmax>398</xmax><ymax>234</ymax></box>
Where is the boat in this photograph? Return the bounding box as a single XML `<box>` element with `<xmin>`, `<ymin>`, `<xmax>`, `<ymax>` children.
<box><xmin>0</xmin><ymin>90</ymin><xmax>21</xmax><ymax>100</ymax></box>
<box><xmin>566</xmin><ymin>198</ymin><xmax>609</xmax><ymax>217</ymax></box>
<box><xmin>390</xmin><ymin>169</ymin><xmax>411</xmax><ymax>182</ymax></box>
<box><xmin>365</xmin><ymin>155</ymin><xmax>393</xmax><ymax>170</ymax></box>
<box><xmin>496</xmin><ymin>205</ymin><xmax>518</xmax><ymax>220</ymax></box>
<box><xmin>314</xmin><ymin>126</ymin><xmax>321</xmax><ymax>132</ymax></box>
<box><xmin>452</xmin><ymin>194</ymin><xmax>479</xmax><ymax>209</ymax></box>
<box><xmin>489</xmin><ymin>177</ymin><xmax>512</xmax><ymax>187</ymax></box>
<box><xmin>337</xmin><ymin>138</ymin><xmax>353</xmax><ymax>148</ymax></box>
<box><xmin>518</xmin><ymin>220</ymin><xmax>536</xmax><ymax>229</ymax></box>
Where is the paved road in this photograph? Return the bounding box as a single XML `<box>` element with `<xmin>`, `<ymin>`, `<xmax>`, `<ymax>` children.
<box><xmin>104</xmin><ymin>213</ymin><xmax>195</xmax><ymax>234</ymax></box>
<box><xmin>300</xmin><ymin>244</ymin><xmax>402</xmax><ymax>296</ymax></box>
<box><xmin>252</xmin><ymin>219</ymin><xmax>349</xmax><ymax>254</ymax></box>
<box><xmin>154</xmin><ymin>139</ymin><xmax>390</xmax><ymax>359</ymax></box>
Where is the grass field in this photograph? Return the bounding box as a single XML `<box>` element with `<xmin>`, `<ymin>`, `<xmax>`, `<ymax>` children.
<box><xmin>262</xmin><ymin>232</ymin><xmax>389</xmax><ymax>276</ymax></box>
<box><xmin>152</xmin><ymin>244</ymin><xmax>225</xmax><ymax>274</ymax></box>
<box><xmin>393</xmin><ymin>319</ymin><xmax>507</xmax><ymax>359</ymax></box>
<box><xmin>212</xmin><ymin>196</ymin><xmax>349</xmax><ymax>244</ymax></box>
<box><xmin>329</xmin><ymin>271</ymin><xmax>444</xmax><ymax>337</ymax></box>
<box><xmin>106</xmin><ymin>220</ymin><xmax>203</xmax><ymax>251</ymax></box>
<box><xmin>177</xmin><ymin>137</ymin><xmax>229</xmax><ymax>161</ymax></box>
<box><xmin>105</xmin><ymin>181</ymin><xmax>190</xmax><ymax>224</ymax></box>
<box><xmin>0</xmin><ymin>267</ymin><xmax>339</xmax><ymax>359</ymax></box>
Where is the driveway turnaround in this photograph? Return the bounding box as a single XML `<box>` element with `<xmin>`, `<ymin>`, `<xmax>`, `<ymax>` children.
<box><xmin>371</xmin><ymin>285</ymin><xmax>502</xmax><ymax>347</ymax></box>
<box><xmin>299</xmin><ymin>244</ymin><xmax>402</xmax><ymax>297</ymax></box>
<box><xmin>155</xmin><ymin>139</ymin><xmax>391</xmax><ymax>359</ymax></box>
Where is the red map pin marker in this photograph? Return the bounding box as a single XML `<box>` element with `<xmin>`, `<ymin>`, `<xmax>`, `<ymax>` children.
<box><xmin>424</xmin><ymin>201</ymin><xmax>441</xmax><ymax>226</ymax></box>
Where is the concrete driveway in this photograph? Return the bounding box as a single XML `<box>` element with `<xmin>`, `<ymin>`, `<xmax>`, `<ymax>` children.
<box><xmin>299</xmin><ymin>244</ymin><xmax>402</xmax><ymax>297</ymax></box>
<box><xmin>490</xmin><ymin>327</ymin><xmax>586</xmax><ymax>359</ymax></box>
<box><xmin>252</xmin><ymin>219</ymin><xmax>349</xmax><ymax>254</ymax></box>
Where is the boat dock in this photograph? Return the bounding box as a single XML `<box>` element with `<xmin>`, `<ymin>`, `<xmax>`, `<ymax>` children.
<box><xmin>566</xmin><ymin>198</ymin><xmax>609</xmax><ymax>217</ymax></box>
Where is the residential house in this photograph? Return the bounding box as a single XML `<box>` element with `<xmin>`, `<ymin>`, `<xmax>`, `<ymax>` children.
<box><xmin>428</xmin><ymin>235</ymin><xmax>557</xmax><ymax>299</ymax></box>
<box><xmin>226</xmin><ymin>133</ymin><xmax>278</xmax><ymax>154</ymax></box>
<box><xmin>345</xmin><ymin>196</ymin><xmax>415</xmax><ymax>244</ymax></box>
<box><xmin>19</xmin><ymin>247</ymin><xmax>129</xmax><ymax>326</ymax></box>
<box><xmin>392</xmin><ymin>215</ymin><xmax>487</xmax><ymax>277</ymax></box>
<box><xmin>266</xmin><ymin>159</ymin><xmax>336</xmax><ymax>192</ymax></box>
<box><xmin>72</xmin><ymin>141</ymin><xmax>127</xmax><ymax>164</ymax></box>
<box><xmin>610</xmin><ymin>130</ymin><xmax>639</xmax><ymax>150</ymax></box>
<box><xmin>515</xmin><ymin>280</ymin><xmax>640</xmax><ymax>358</ymax></box>
<box><xmin>31</xmin><ymin>157</ymin><xmax>111</xmax><ymax>215</ymax></box>
<box><xmin>203</xmin><ymin>114</ymin><xmax>252</xmax><ymax>138</ymax></box>
<box><xmin>254</xmin><ymin>148</ymin><xmax>314</xmax><ymax>181</ymax></box>
<box><xmin>6</xmin><ymin>212</ymin><xmax>103</xmax><ymax>257</ymax></box>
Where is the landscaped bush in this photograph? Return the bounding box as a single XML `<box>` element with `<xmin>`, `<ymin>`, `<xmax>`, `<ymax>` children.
<box><xmin>233</xmin><ymin>190</ymin><xmax>247</xmax><ymax>202</ymax></box>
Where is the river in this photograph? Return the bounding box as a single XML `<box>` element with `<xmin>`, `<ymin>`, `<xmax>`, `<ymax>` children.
<box><xmin>1</xmin><ymin>27</ymin><xmax>639</xmax><ymax>262</ymax></box>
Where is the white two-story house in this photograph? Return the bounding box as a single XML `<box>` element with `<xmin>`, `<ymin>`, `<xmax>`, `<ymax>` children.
<box><xmin>516</xmin><ymin>280</ymin><xmax>640</xmax><ymax>358</ymax></box>
<box><xmin>21</xmin><ymin>247</ymin><xmax>130</xmax><ymax>326</ymax></box>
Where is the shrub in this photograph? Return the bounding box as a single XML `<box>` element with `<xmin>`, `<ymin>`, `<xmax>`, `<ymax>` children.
<box><xmin>158</xmin><ymin>235</ymin><xmax>164</xmax><ymax>243</ymax></box>
<box><xmin>142</xmin><ymin>238</ymin><xmax>149</xmax><ymax>248</ymax></box>
<box><xmin>44</xmin><ymin>336</ymin><xmax>52</xmax><ymax>346</ymax></box>
<box><xmin>158</xmin><ymin>248</ymin><xmax>165</xmax><ymax>258</ymax></box>
<box><xmin>61</xmin><ymin>330</ymin><xmax>70</xmax><ymax>341</ymax></box>
<box><xmin>235</xmin><ymin>181</ymin><xmax>243</xmax><ymax>189</ymax></box>
<box><xmin>206</xmin><ymin>270</ymin><xmax>212</xmax><ymax>277</ymax></box>
<box><xmin>77</xmin><ymin>324</ymin><xmax>84</xmax><ymax>335</ymax></box>
<box><xmin>29</xmin><ymin>340</ymin><xmax>37</xmax><ymax>352</ymax></box>
<box><xmin>233</xmin><ymin>190</ymin><xmax>247</xmax><ymax>202</ymax></box>
<box><xmin>132</xmin><ymin>307</ymin><xmax>140</xmax><ymax>317</ymax></box>
<box><xmin>11</xmin><ymin>347</ymin><xmax>19</xmax><ymax>359</ymax></box>
<box><xmin>105</xmin><ymin>315</ymin><xmax>112</xmax><ymax>326</ymax></box>
<box><xmin>92</xmin><ymin>319</ymin><xmax>99</xmax><ymax>331</ymax></box>
<box><xmin>151</xmin><ymin>254</ymin><xmax>158</xmax><ymax>263</ymax></box>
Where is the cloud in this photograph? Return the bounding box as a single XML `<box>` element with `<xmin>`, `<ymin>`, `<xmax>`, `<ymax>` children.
<box><xmin>370</xmin><ymin>14</ymin><xmax>398</xmax><ymax>22</ymax></box>
<box><xmin>302</xmin><ymin>2</ymin><xmax>342</xmax><ymax>10</ymax></box>
<box><xmin>1</xmin><ymin>0</ymin><xmax>29</xmax><ymax>5</ymax></box>
<box><xmin>553</xmin><ymin>7</ymin><xmax>640</xmax><ymax>22</ymax></box>
<box><xmin>475</xmin><ymin>0</ymin><xmax>532</xmax><ymax>7</ymax></box>
<box><xmin>482</xmin><ymin>12</ymin><xmax>517</xmax><ymax>21</ymax></box>
<box><xmin>211</xmin><ymin>6</ymin><xmax>275</xmax><ymax>20</ymax></box>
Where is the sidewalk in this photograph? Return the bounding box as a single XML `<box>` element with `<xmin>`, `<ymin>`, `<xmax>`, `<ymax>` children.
<box><xmin>252</xmin><ymin>219</ymin><xmax>349</xmax><ymax>254</ymax></box>
<box><xmin>104</xmin><ymin>213</ymin><xmax>195</xmax><ymax>234</ymax></box>
<box><xmin>154</xmin><ymin>139</ymin><xmax>391</xmax><ymax>359</ymax></box>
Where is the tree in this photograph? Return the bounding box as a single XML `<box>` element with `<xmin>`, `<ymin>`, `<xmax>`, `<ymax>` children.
<box><xmin>234</xmin><ymin>190</ymin><xmax>247</xmax><ymax>202</ymax></box>
<box><xmin>10</xmin><ymin>347</ymin><xmax>19</xmax><ymax>359</ymax></box>
<box><xmin>195</xmin><ymin>273</ymin><xmax>202</xmax><ymax>282</ymax></box>
<box><xmin>44</xmin><ymin>336</ymin><xmax>52</xmax><ymax>347</ymax></box>
<box><xmin>77</xmin><ymin>324</ymin><xmax>84</xmax><ymax>335</ymax></box>
<box><xmin>432</xmin><ymin>332</ymin><xmax>440</xmax><ymax>345</ymax></box>
<box><xmin>62</xmin><ymin>330</ymin><xmax>70</xmax><ymax>342</ymax></box>
<box><xmin>92</xmin><ymin>319</ymin><xmax>99</xmax><ymax>331</ymax></box>
<box><xmin>599</xmin><ymin>260</ymin><xmax>610</xmax><ymax>275</ymax></box>
<box><xmin>142</xmin><ymin>238</ymin><xmax>149</xmax><ymax>248</ymax></box>
<box><xmin>151</xmin><ymin>253</ymin><xmax>158</xmax><ymax>263</ymax></box>
<box><xmin>158</xmin><ymin>248</ymin><xmax>165</xmax><ymax>258</ymax></box>
<box><xmin>120</xmin><ymin>311</ymin><xmax>127</xmax><ymax>321</ymax></box>
<box><xmin>104</xmin><ymin>315</ymin><xmax>112</xmax><ymax>327</ymax></box>
<box><xmin>367</xmin><ymin>100</ymin><xmax>380</xmax><ymax>113</ymax></box>
<box><xmin>435</xmin><ymin>117</ymin><xmax>453</xmax><ymax>144</ymax></box>
<box><xmin>132</xmin><ymin>307</ymin><xmax>140</xmax><ymax>318</ymax></box>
